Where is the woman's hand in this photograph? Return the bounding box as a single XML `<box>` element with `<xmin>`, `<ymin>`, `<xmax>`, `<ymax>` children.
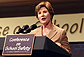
<box><xmin>56</xmin><ymin>42</ymin><xmax>62</xmax><ymax>47</ymax></box>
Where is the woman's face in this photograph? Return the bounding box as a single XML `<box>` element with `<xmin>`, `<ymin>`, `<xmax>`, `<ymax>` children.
<box><xmin>38</xmin><ymin>7</ymin><xmax>51</xmax><ymax>25</ymax></box>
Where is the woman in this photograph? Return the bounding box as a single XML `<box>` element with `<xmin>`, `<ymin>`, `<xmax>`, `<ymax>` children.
<box><xmin>30</xmin><ymin>1</ymin><xmax>72</xmax><ymax>55</ymax></box>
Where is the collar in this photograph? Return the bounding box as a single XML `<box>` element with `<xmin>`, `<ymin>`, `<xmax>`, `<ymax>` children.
<box><xmin>47</xmin><ymin>24</ymin><xmax>58</xmax><ymax>39</ymax></box>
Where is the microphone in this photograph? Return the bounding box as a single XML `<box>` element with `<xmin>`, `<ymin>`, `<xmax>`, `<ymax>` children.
<box><xmin>16</xmin><ymin>28</ymin><xmax>24</xmax><ymax>34</ymax></box>
<box><xmin>16</xmin><ymin>21</ymin><xmax>41</xmax><ymax>34</ymax></box>
<box><xmin>30</xmin><ymin>24</ymin><xmax>37</xmax><ymax>30</ymax></box>
<box><xmin>25</xmin><ymin>24</ymin><xmax>37</xmax><ymax>33</ymax></box>
<box><xmin>16</xmin><ymin>25</ymin><xmax>29</xmax><ymax>34</ymax></box>
<box><xmin>22</xmin><ymin>25</ymin><xmax>29</xmax><ymax>30</ymax></box>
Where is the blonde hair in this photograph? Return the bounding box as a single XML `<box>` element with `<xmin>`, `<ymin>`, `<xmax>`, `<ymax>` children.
<box><xmin>35</xmin><ymin>1</ymin><xmax>54</xmax><ymax>21</ymax></box>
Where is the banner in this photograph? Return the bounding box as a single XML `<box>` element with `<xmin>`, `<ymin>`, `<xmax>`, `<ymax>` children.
<box><xmin>0</xmin><ymin>13</ymin><xmax>84</xmax><ymax>42</ymax></box>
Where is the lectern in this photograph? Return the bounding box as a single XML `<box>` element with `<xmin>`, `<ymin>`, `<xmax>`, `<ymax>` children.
<box><xmin>0</xmin><ymin>36</ymin><xmax>71</xmax><ymax>57</ymax></box>
<box><xmin>32</xmin><ymin>36</ymin><xmax>71</xmax><ymax>57</ymax></box>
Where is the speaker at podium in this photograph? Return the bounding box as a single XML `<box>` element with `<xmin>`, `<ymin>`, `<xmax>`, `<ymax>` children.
<box><xmin>0</xmin><ymin>36</ymin><xmax>71</xmax><ymax>57</ymax></box>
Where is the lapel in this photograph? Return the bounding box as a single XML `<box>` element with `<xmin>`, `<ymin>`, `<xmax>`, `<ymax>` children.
<box><xmin>47</xmin><ymin>24</ymin><xmax>58</xmax><ymax>39</ymax></box>
<box><xmin>39</xmin><ymin>24</ymin><xmax>58</xmax><ymax>39</ymax></box>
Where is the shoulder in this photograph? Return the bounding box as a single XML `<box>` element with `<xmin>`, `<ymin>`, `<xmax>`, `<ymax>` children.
<box><xmin>53</xmin><ymin>24</ymin><xmax>65</xmax><ymax>33</ymax></box>
<box><xmin>52</xmin><ymin>24</ymin><xmax>67</xmax><ymax>36</ymax></box>
<box><xmin>57</xmin><ymin>27</ymin><xmax>66</xmax><ymax>35</ymax></box>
